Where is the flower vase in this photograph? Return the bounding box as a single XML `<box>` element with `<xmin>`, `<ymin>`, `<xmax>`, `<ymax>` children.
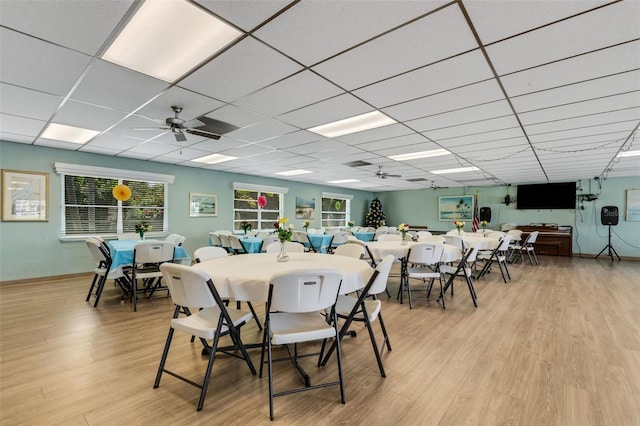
<box><xmin>401</xmin><ymin>233</ymin><xmax>408</xmax><ymax>245</ymax></box>
<box><xmin>457</xmin><ymin>229</ymin><xmax>461</xmax><ymax>235</ymax></box>
<box><xmin>139</xmin><ymin>232</ymin><xmax>145</xmax><ymax>240</ymax></box>
<box><xmin>276</xmin><ymin>242</ymin><xmax>289</xmax><ymax>262</ymax></box>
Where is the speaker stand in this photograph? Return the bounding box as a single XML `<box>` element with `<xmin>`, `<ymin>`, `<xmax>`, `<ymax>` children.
<box><xmin>595</xmin><ymin>225</ymin><xmax>621</xmax><ymax>263</ymax></box>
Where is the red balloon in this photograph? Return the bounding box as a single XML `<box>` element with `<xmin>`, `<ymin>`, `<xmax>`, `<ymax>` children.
<box><xmin>257</xmin><ymin>195</ymin><xmax>267</xmax><ymax>208</ymax></box>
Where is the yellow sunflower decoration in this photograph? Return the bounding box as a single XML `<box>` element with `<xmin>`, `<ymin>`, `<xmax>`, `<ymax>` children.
<box><xmin>112</xmin><ymin>184</ymin><xmax>132</xmax><ymax>201</ymax></box>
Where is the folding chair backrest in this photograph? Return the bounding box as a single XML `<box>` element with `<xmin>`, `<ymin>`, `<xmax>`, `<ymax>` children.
<box><xmin>194</xmin><ymin>246</ymin><xmax>228</xmax><ymax>262</ymax></box>
<box><xmin>418</xmin><ymin>235</ymin><xmax>446</xmax><ymax>244</ymax></box>
<box><xmin>497</xmin><ymin>236</ymin><xmax>512</xmax><ymax>251</ymax></box>
<box><xmin>331</xmin><ymin>232</ymin><xmax>349</xmax><ymax>244</ymax></box>
<box><xmin>208</xmin><ymin>232</ymin><xmax>222</xmax><ymax>247</ymax></box>
<box><xmin>215</xmin><ymin>230</ymin><xmax>233</xmax><ymax>236</ymax></box>
<box><xmin>334</xmin><ymin>243</ymin><xmax>365</xmax><ymax>259</ymax></box>
<box><xmin>407</xmin><ymin>243</ymin><xmax>444</xmax><ymax>266</ymax></box>
<box><xmin>160</xmin><ymin>263</ymin><xmax>218</xmax><ymax>309</ymax></box>
<box><xmin>416</xmin><ymin>231</ymin><xmax>432</xmax><ymax>238</ymax></box>
<box><xmin>465</xmin><ymin>246</ymin><xmax>479</xmax><ymax>263</ymax></box>
<box><xmin>134</xmin><ymin>241</ymin><xmax>175</xmax><ymax>264</ymax></box>
<box><xmin>269</xmin><ymin>270</ymin><xmax>343</xmax><ymax>313</ymax></box>
<box><xmin>507</xmin><ymin>229</ymin><xmax>522</xmax><ymax>241</ymax></box>
<box><xmin>444</xmin><ymin>235</ymin><xmax>465</xmax><ymax>249</ymax></box>
<box><xmin>368</xmin><ymin>255</ymin><xmax>394</xmax><ymax>295</ymax></box>
<box><xmin>283</xmin><ymin>241</ymin><xmax>305</xmax><ymax>252</ymax></box>
<box><xmin>377</xmin><ymin>234</ymin><xmax>401</xmax><ymax>242</ymax></box>
<box><xmin>527</xmin><ymin>231</ymin><xmax>539</xmax><ymax>244</ymax></box>
<box><xmin>228</xmin><ymin>235</ymin><xmax>246</xmax><ymax>252</ymax></box>
<box><xmin>261</xmin><ymin>235</ymin><xmax>280</xmax><ymax>251</ymax></box>
<box><xmin>218</xmin><ymin>234</ymin><xmax>232</xmax><ymax>251</ymax></box>
<box><xmin>86</xmin><ymin>238</ymin><xmax>110</xmax><ymax>265</ymax></box>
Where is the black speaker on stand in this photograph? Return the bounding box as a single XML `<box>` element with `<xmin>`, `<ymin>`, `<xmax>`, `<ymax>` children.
<box><xmin>596</xmin><ymin>206</ymin><xmax>621</xmax><ymax>262</ymax></box>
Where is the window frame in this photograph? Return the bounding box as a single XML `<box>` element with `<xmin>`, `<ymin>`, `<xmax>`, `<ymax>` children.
<box><xmin>232</xmin><ymin>182</ymin><xmax>288</xmax><ymax>232</ymax></box>
<box><xmin>54</xmin><ymin>163</ymin><xmax>174</xmax><ymax>241</ymax></box>
<box><xmin>321</xmin><ymin>192</ymin><xmax>352</xmax><ymax>229</ymax></box>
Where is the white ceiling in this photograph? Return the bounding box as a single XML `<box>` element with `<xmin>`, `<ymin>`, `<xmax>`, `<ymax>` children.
<box><xmin>1</xmin><ymin>0</ymin><xmax>638</xmax><ymax>192</ymax></box>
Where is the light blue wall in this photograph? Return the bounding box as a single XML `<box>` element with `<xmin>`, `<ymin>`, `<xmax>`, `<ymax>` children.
<box><xmin>0</xmin><ymin>141</ymin><xmax>373</xmax><ymax>281</ymax></box>
<box><xmin>376</xmin><ymin>177</ymin><xmax>640</xmax><ymax>258</ymax></box>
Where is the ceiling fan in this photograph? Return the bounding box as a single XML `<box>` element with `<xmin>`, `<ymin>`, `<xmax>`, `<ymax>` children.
<box><xmin>133</xmin><ymin>106</ymin><xmax>238</xmax><ymax>142</ymax></box>
<box><xmin>375</xmin><ymin>165</ymin><xmax>401</xmax><ymax>179</ymax></box>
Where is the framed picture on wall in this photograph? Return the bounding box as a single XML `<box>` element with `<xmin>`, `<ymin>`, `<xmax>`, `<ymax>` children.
<box><xmin>189</xmin><ymin>192</ymin><xmax>217</xmax><ymax>217</ymax></box>
<box><xmin>626</xmin><ymin>189</ymin><xmax>640</xmax><ymax>221</ymax></box>
<box><xmin>295</xmin><ymin>196</ymin><xmax>315</xmax><ymax>219</ymax></box>
<box><xmin>438</xmin><ymin>195</ymin><xmax>474</xmax><ymax>221</ymax></box>
<box><xmin>1</xmin><ymin>169</ymin><xmax>49</xmax><ymax>221</ymax></box>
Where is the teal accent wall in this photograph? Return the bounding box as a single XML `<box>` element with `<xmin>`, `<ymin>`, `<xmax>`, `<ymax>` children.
<box><xmin>0</xmin><ymin>141</ymin><xmax>374</xmax><ymax>281</ymax></box>
<box><xmin>376</xmin><ymin>178</ymin><xmax>640</xmax><ymax>258</ymax></box>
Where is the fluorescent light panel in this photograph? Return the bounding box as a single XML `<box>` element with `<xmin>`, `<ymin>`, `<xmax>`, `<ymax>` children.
<box><xmin>41</xmin><ymin>123</ymin><xmax>99</xmax><ymax>144</ymax></box>
<box><xmin>193</xmin><ymin>153</ymin><xmax>237</xmax><ymax>164</ymax></box>
<box><xmin>388</xmin><ymin>149</ymin><xmax>451</xmax><ymax>161</ymax></box>
<box><xmin>102</xmin><ymin>0</ymin><xmax>242</xmax><ymax>82</ymax></box>
<box><xmin>430</xmin><ymin>166</ymin><xmax>479</xmax><ymax>174</ymax></box>
<box><xmin>276</xmin><ymin>169</ymin><xmax>312</xmax><ymax>176</ymax></box>
<box><xmin>618</xmin><ymin>150</ymin><xmax>640</xmax><ymax>157</ymax></box>
<box><xmin>328</xmin><ymin>179</ymin><xmax>360</xmax><ymax>183</ymax></box>
<box><xmin>307</xmin><ymin>111</ymin><xmax>397</xmax><ymax>138</ymax></box>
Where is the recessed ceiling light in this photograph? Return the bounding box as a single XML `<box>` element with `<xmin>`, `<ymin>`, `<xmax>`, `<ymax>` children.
<box><xmin>328</xmin><ymin>179</ymin><xmax>360</xmax><ymax>183</ymax></box>
<box><xmin>388</xmin><ymin>149</ymin><xmax>451</xmax><ymax>161</ymax></box>
<box><xmin>193</xmin><ymin>153</ymin><xmax>237</xmax><ymax>164</ymax></box>
<box><xmin>275</xmin><ymin>169</ymin><xmax>312</xmax><ymax>176</ymax></box>
<box><xmin>41</xmin><ymin>123</ymin><xmax>99</xmax><ymax>144</ymax></box>
<box><xmin>307</xmin><ymin>111</ymin><xmax>396</xmax><ymax>138</ymax></box>
<box><xmin>430</xmin><ymin>166</ymin><xmax>479</xmax><ymax>174</ymax></box>
<box><xmin>102</xmin><ymin>0</ymin><xmax>242</xmax><ymax>82</ymax></box>
<box><xmin>618</xmin><ymin>150</ymin><xmax>640</xmax><ymax>157</ymax></box>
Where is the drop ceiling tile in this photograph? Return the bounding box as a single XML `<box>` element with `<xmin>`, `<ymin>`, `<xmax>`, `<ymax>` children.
<box><xmin>53</xmin><ymin>100</ymin><xmax>128</xmax><ymax>131</ymax></box>
<box><xmin>0</xmin><ymin>113</ymin><xmax>46</xmax><ymax>138</ymax></box>
<box><xmin>465</xmin><ymin>0</ymin><xmax>609</xmax><ymax>45</ymax></box>
<box><xmin>136</xmin><ymin>87</ymin><xmax>225</xmax><ymax>123</ymax></box>
<box><xmin>178</xmin><ymin>37</ymin><xmax>303</xmax><ymax>103</ymax></box>
<box><xmin>312</xmin><ymin>4</ymin><xmax>478</xmax><ymax>90</ymax></box>
<box><xmin>524</xmin><ymin>108</ymin><xmax>640</xmax><ymax>135</ymax></box>
<box><xmin>34</xmin><ymin>138</ymin><xmax>88</xmax><ymax>150</ymax></box>
<box><xmin>277</xmin><ymin>94</ymin><xmax>372</xmax><ymax>128</ymax></box>
<box><xmin>353</xmin><ymin>50</ymin><xmax>493</xmax><ymax>108</ymax></box>
<box><xmin>257</xmin><ymin>130</ymin><xmax>321</xmax><ymax>149</ymax></box>
<box><xmin>0</xmin><ymin>28</ymin><xmax>93</xmax><ymax>96</ymax></box>
<box><xmin>486</xmin><ymin>1</ymin><xmax>640</xmax><ymax>75</ymax></box>
<box><xmin>77</xmin><ymin>145</ymin><xmax>123</xmax><ymax>156</ymax></box>
<box><xmin>433</xmin><ymin>127</ymin><xmax>526</xmax><ymax>147</ymax></box>
<box><xmin>71</xmin><ymin>59</ymin><xmax>169</xmax><ymax>111</ymax></box>
<box><xmin>335</xmin><ymin>123</ymin><xmax>414</xmax><ymax>145</ymax></box>
<box><xmin>234</xmin><ymin>70</ymin><xmax>343</xmax><ymax>116</ymax></box>
<box><xmin>423</xmin><ymin>115</ymin><xmax>521</xmax><ymax>141</ymax></box>
<box><xmin>382</xmin><ymin>79</ymin><xmax>505</xmax><ymax>122</ymax></box>
<box><xmin>86</xmin><ymin>132</ymin><xmax>145</xmax><ymax>151</ymax></box>
<box><xmin>0</xmin><ymin>84</ymin><xmax>62</xmax><ymax>121</ymax></box>
<box><xmin>205</xmin><ymin>104</ymin><xmax>268</xmax><ymax>128</ymax></box>
<box><xmin>254</xmin><ymin>0</ymin><xmax>448</xmax><ymax>66</ymax></box>
<box><xmin>227</xmin><ymin>119</ymin><xmax>298</xmax><ymax>143</ymax></box>
<box><xmin>407</xmin><ymin>100</ymin><xmax>514</xmax><ymax>133</ymax></box>
<box><xmin>354</xmin><ymin>134</ymin><xmax>432</xmax><ymax>152</ymax></box>
<box><xmin>0</xmin><ymin>0</ymin><xmax>134</xmax><ymax>55</ymax></box>
<box><xmin>528</xmin><ymin>121</ymin><xmax>637</xmax><ymax>143</ymax></box>
<box><xmin>198</xmin><ymin>0</ymin><xmax>291</xmax><ymax>32</ymax></box>
<box><xmin>127</xmin><ymin>140</ymin><xmax>178</xmax><ymax>156</ymax></box>
<box><xmin>499</xmin><ymin>41</ymin><xmax>640</xmax><ymax>96</ymax></box>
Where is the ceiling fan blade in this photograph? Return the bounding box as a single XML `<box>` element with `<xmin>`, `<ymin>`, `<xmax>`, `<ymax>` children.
<box><xmin>174</xmin><ymin>130</ymin><xmax>187</xmax><ymax>142</ymax></box>
<box><xmin>195</xmin><ymin>116</ymin><xmax>239</xmax><ymax>134</ymax></box>
<box><xmin>131</xmin><ymin>126</ymin><xmax>169</xmax><ymax>131</ymax></box>
<box><xmin>185</xmin><ymin>127</ymin><xmax>221</xmax><ymax>140</ymax></box>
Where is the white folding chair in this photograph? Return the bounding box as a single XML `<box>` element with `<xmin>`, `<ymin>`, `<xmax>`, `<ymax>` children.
<box><xmin>377</xmin><ymin>234</ymin><xmax>402</xmax><ymax>242</ymax></box>
<box><xmin>259</xmin><ymin>269</ymin><xmax>345</xmax><ymax>421</ymax></box>
<box><xmin>321</xmin><ymin>255</ymin><xmax>394</xmax><ymax>377</ymax></box>
<box><xmin>294</xmin><ymin>231</ymin><xmax>317</xmax><ymax>252</ymax></box>
<box><xmin>208</xmin><ymin>232</ymin><xmax>222</xmax><ymax>247</ymax></box>
<box><xmin>477</xmin><ymin>236</ymin><xmax>512</xmax><ymax>283</ymax></box>
<box><xmin>265</xmin><ymin>241</ymin><xmax>305</xmax><ymax>253</ymax></box>
<box><xmin>128</xmin><ymin>241</ymin><xmax>175</xmax><ymax>311</ymax></box>
<box><xmin>440</xmin><ymin>246</ymin><xmax>479</xmax><ymax>309</ymax></box>
<box><xmin>327</xmin><ymin>232</ymin><xmax>349</xmax><ymax>254</ymax></box>
<box><xmin>333</xmin><ymin>243</ymin><xmax>365</xmax><ymax>259</ymax></box>
<box><xmin>402</xmin><ymin>243</ymin><xmax>445</xmax><ymax>309</ymax></box>
<box><xmin>165</xmin><ymin>233</ymin><xmax>185</xmax><ymax>246</ymax></box>
<box><xmin>154</xmin><ymin>263</ymin><xmax>256</xmax><ymax>411</ymax></box>
<box><xmin>228</xmin><ymin>235</ymin><xmax>248</xmax><ymax>254</ymax></box>
<box><xmin>260</xmin><ymin>235</ymin><xmax>280</xmax><ymax>252</ymax></box>
<box><xmin>218</xmin><ymin>234</ymin><xmax>233</xmax><ymax>254</ymax></box>
<box><xmin>416</xmin><ymin>230</ymin><xmax>432</xmax><ymax>238</ymax></box>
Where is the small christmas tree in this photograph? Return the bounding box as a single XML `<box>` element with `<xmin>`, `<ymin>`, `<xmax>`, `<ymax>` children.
<box><xmin>365</xmin><ymin>197</ymin><xmax>386</xmax><ymax>228</ymax></box>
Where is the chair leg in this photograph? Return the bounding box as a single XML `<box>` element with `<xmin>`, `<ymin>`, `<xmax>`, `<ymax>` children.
<box><xmin>197</xmin><ymin>325</ymin><xmax>222</xmax><ymax>411</ymax></box>
<box><xmin>360</xmin><ymin>305</ymin><xmax>386</xmax><ymax>377</ymax></box>
<box><xmin>465</xmin><ymin>274</ymin><xmax>478</xmax><ymax>307</ymax></box>
<box><xmin>377</xmin><ymin>312</ymin><xmax>392</xmax><ymax>352</ymax></box>
<box><xmin>154</xmin><ymin>327</ymin><xmax>175</xmax><ymax>388</ymax></box>
<box><xmin>246</xmin><ymin>302</ymin><xmax>263</xmax><ymax>331</ymax></box>
<box><xmin>86</xmin><ymin>273</ymin><xmax>99</xmax><ymax>301</ymax></box>
<box><xmin>93</xmin><ymin>274</ymin><xmax>108</xmax><ymax>307</ymax></box>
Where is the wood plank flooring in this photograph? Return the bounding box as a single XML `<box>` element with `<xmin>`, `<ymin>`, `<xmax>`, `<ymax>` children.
<box><xmin>1</xmin><ymin>256</ymin><xmax>639</xmax><ymax>425</ymax></box>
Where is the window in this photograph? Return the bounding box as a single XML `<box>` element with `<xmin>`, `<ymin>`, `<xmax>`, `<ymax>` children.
<box><xmin>321</xmin><ymin>192</ymin><xmax>352</xmax><ymax>228</ymax></box>
<box><xmin>55</xmin><ymin>163</ymin><xmax>173</xmax><ymax>239</ymax></box>
<box><xmin>232</xmin><ymin>182</ymin><xmax>288</xmax><ymax>231</ymax></box>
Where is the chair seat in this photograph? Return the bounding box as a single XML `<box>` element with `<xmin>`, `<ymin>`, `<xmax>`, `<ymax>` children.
<box><xmin>270</xmin><ymin>312</ymin><xmax>336</xmax><ymax>345</ymax></box>
<box><xmin>171</xmin><ymin>306</ymin><xmax>253</xmax><ymax>339</ymax></box>
<box><xmin>406</xmin><ymin>266</ymin><xmax>441</xmax><ymax>280</ymax></box>
<box><xmin>335</xmin><ymin>294</ymin><xmax>381</xmax><ymax>322</ymax></box>
<box><xmin>440</xmin><ymin>264</ymin><xmax>473</xmax><ymax>278</ymax></box>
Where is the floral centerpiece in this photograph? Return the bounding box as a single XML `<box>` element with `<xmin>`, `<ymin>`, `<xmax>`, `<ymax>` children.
<box><xmin>347</xmin><ymin>220</ymin><xmax>355</xmax><ymax>228</ymax></box>
<box><xmin>241</xmin><ymin>221</ymin><xmax>252</xmax><ymax>235</ymax></box>
<box><xmin>303</xmin><ymin>220</ymin><xmax>310</xmax><ymax>231</ymax></box>
<box><xmin>398</xmin><ymin>223</ymin><xmax>410</xmax><ymax>244</ymax></box>
<box><xmin>480</xmin><ymin>220</ymin><xmax>488</xmax><ymax>232</ymax></box>
<box><xmin>454</xmin><ymin>221</ymin><xmax>465</xmax><ymax>234</ymax></box>
<box><xmin>135</xmin><ymin>221</ymin><xmax>152</xmax><ymax>239</ymax></box>
<box><xmin>273</xmin><ymin>218</ymin><xmax>294</xmax><ymax>262</ymax></box>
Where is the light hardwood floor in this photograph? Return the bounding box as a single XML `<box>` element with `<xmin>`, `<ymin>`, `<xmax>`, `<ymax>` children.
<box><xmin>1</xmin><ymin>256</ymin><xmax>639</xmax><ymax>425</ymax></box>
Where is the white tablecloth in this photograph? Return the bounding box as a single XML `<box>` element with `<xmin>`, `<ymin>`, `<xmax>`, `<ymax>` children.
<box><xmin>458</xmin><ymin>235</ymin><xmax>500</xmax><ymax>250</ymax></box>
<box><xmin>366</xmin><ymin>241</ymin><xmax>461</xmax><ymax>263</ymax></box>
<box><xmin>191</xmin><ymin>252</ymin><xmax>373</xmax><ymax>302</ymax></box>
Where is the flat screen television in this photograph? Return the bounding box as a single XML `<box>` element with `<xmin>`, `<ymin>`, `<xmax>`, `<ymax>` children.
<box><xmin>516</xmin><ymin>182</ymin><xmax>576</xmax><ymax>210</ymax></box>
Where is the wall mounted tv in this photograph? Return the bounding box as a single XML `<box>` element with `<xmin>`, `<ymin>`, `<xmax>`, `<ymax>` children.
<box><xmin>516</xmin><ymin>182</ymin><xmax>576</xmax><ymax>210</ymax></box>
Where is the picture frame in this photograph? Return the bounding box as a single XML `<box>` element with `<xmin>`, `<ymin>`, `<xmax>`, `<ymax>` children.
<box><xmin>626</xmin><ymin>189</ymin><xmax>640</xmax><ymax>221</ymax></box>
<box><xmin>2</xmin><ymin>169</ymin><xmax>49</xmax><ymax>222</ymax></box>
<box><xmin>438</xmin><ymin>195</ymin><xmax>474</xmax><ymax>221</ymax></box>
<box><xmin>189</xmin><ymin>192</ymin><xmax>217</xmax><ymax>217</ymax></box>
<box><xmin>295</xmin><ymin>196</ymin><xmax>316</xmax><ymax>219</ymax></box>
